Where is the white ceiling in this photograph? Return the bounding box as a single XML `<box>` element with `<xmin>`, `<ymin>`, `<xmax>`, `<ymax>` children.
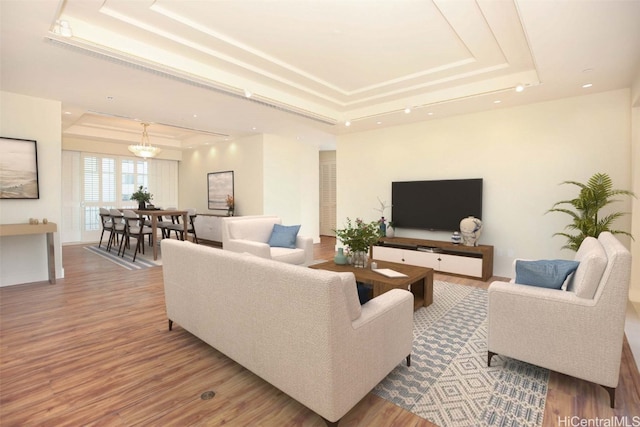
<box><xmin>1</xmin><ymin>0</ymin><xmax>639</xmax><ymax>151</ymax></box>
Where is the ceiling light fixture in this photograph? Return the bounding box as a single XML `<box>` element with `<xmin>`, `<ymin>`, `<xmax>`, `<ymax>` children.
<box><xmin>345</xmin><ymin>121</ymin><xmax>351</xmax><ymax>127</ymax></box>
<box><xmin>128</xmin><ymin>123</ymin><xmax>161</xmax><ymax>158</ymax></box>
<box><xmin>244</xmin><ymin>89</ymin><xmax>253</xmax><ymax>98</ymax></box>
<box><xmin>515</xmin><ymin>84</ymin><xmax>525</xmax><ymax>93</ymax></box>
<box><xmin>582</xmin><ymin>83</ymin><xmax>593</xmax><ymax>88</ymax></box>
<box><xmin>404</xmin><ymin>107</ymin><xmax>411</xmax><ymax>114</ymax></box>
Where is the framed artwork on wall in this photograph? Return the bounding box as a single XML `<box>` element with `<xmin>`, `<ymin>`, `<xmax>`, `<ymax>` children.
<box><xmin>208</xmin><ymin>170</ymin><xmax>234</xmax><ymax>211</ymax></box>
<box><xmin>0</xmin><ymin>137</ymin><xmax>39</xmax><ymax>199</ymax></box>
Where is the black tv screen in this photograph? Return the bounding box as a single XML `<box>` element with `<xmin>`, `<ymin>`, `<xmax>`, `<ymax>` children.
<box><xmin>391</xmin><ymin>178</ymin><xmax>483</xmax><ymax>231</ymax></box>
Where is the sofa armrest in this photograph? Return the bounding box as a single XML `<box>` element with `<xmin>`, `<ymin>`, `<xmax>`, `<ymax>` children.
<box><xmin>353</xmin><ymin>288</ymin><xmax>414</xmax><ymax>328</ymax></box>
<box><xmin>296</xmin><ymin>235</ymin><xmax>314</xmax><ymax>265</ymax></box>
<box><xmin>225</xmin><ymin>239</ymin><xmax>272</xmax><ymax>259</ymax></box>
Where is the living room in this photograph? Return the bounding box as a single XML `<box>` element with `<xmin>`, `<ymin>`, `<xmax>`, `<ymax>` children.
<box><xmin>1</xmin><ymin>0</ymin><xmax>640</xmax><ymax>425</ymax></box>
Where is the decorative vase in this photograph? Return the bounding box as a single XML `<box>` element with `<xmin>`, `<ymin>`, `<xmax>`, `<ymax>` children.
<box><xmin>334</xmin><ymin>248</ymin><xmax>347</xmax><ymax>265</ymax></box>
<box><xmin>351</xmin><ymin>250</ymin><xmax>368</xmax><ymax>268</ymax></box>
<box><xmin>379</xmin><ymin>217</ymin><xmax>386</xmax><ymax>236</ymax></box>
<box><xmin>228</xmin><ymin>208</ymin><xmax>234</xmax><ymax>216</ymax></box>
<box><xmin>451</xmin><ymin>231</ymin><xmax>462</xmax><ymax>244</ymax></box>
<box><xmin>138</xmin><ymin>201</ymin><xmax>146</xmax><ymax>210</ymax></box>
<box><xmin>460</xmin><ymin>216</ymin><xmax>483</xmax><ymax>246</ymax></box>
<box><xmin>386</xmin><ymin>226</ymin><xmax>395</xmax><ymax>238</ymax></box>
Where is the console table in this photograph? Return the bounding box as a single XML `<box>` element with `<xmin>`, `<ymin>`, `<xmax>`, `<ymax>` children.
<box><xmin>0</xmin><ymin>222</ymin><xmax>57</xmax><ymax>284</ymax></box>
<box><xmin>374</xmin><ymin>236</ymin><xmax>494</xmax><ymax>281</ymax></box>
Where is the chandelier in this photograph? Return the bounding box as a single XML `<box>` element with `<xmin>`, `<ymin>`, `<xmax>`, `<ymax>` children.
<box><xmin>128</xmin><ymin>123</ymin><xmax>161</xmax><ymax>158</ymax></box>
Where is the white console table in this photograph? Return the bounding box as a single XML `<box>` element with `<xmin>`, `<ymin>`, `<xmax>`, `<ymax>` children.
<box><xmin>0</xmin><ymin>222</ymin><xmax>57</xmax><ymax>284</ymax></box>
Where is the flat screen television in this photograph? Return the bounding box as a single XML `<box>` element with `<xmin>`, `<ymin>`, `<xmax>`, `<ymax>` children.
<box><xmin>391</xmin><ymin>178</ymin><xmax>483</xmax><ymax>231</ymax></box>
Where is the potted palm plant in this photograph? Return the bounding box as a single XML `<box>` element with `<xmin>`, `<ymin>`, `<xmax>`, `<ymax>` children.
<box><xmin>130</xmin><ymin>185</ymin><xmax>153</xmax><ymax>210</ymax></box>
<box><xmin>547</xmin><ymin>172</ymin><xmax>635</xmax><ymax>251</ymax></box>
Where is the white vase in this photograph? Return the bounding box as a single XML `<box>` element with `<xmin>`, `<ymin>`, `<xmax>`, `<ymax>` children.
<box><xmin>460</xmin><ymin>216</ymin><xmax>483</xmax><ymax>246</ymax></box>
<box><xmin>385</xmin><ymin>226</ymin><xmax>395</xmax><ymax>238</ymax></box>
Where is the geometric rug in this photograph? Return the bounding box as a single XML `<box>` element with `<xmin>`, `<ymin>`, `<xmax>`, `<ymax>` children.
<box><xmin>84</xmin><ymin>245</ymin><xmax>161</xmax><ymax>270</ymax></box>
<box><xmin>373</xmin><ymin>281</ymin><xmax>549</xmax><ymax>427</ymax></box>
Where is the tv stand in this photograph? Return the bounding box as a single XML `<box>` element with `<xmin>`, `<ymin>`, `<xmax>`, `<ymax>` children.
<box><xmin>374</xmin><ymin>237</ymin><xmax>494</xmax><ymax>281</ymax></box>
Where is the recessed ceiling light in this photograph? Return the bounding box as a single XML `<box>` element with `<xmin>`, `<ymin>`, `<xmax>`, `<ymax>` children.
<box><xmin>582</xmin><ymin>83</ymin><xmax>593</xmax><ymax>88</ymax></box>
<box><xmin>193</xmin><ymin>114</ymin><xmax>198</xmax><ymax>118</ymax></box>
<box><xmin>345</xmin><ymin>121</ymin><xmax>351</xmax><ymax>127</ymax></box>
<box><xmin>515</xmin><ymin>84</ymin><xmax>525</xmax><ymax>93</ymax></box>
<box><xmin>493</xmin><ymin>100</ymin><xmax>502</xmax><ymax>104</ymax></box>
<box><xmin>244</xmin><ymin>89</ymin><xmax>253</xmax><ymax>98</ymax></box>
<box><xmin>252</xmin><ymin>126</ymin><xmax>257</xmax><ymax>130</ymax></box>
<box><xmin>376</xmin><ymin>121</ymin><xmax>382</xmax><ymax>125</ymax></box>
<box><xmin>404</xmin><ymin>107</ymin><xmax>411</xmax><ymax>114</ymax></box>
<box><xmin>427</xmin><ymin>112</ymin><xmax>434</xmax><ymax>116</ymax></box>
<box><xmin>64</xmin><ymin>111</ymin><xmax>72</xmax><ymax>115</ymax></box>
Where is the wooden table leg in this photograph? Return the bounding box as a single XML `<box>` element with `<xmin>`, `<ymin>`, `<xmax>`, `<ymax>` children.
<box><xmin>46</xmin><ymin>231</ymin><xmax>56</xmax><ymax>284</ymax></box>
<box><xmin>152</xmin><ymin>216</ymin><xmax>159</xmax><ymax>260</ymax></box>
<box><xmin>181</xmin><ymin>212</ymin><xmax>188</xmax><ymax>241</ymax></box>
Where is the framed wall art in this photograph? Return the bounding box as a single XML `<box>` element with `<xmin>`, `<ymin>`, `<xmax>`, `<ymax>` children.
<box><xmin>0</xmin><ymin>137</ymin><xmax>39</xmax><ymax>199</ymax></box>
<box><xmin>208</xmin><ymin>170</ymin><xmax>234</xmax><ymax>210</ymax></box>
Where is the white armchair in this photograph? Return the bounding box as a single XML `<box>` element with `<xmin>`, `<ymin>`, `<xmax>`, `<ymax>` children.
<box><xmin>221</xmin><ymin>215</ymin><xmax>314</xmax><ymax>266</ymax></box>
<box><xmin>487</xmin><ymin>232</ymin><xmax>632</xmax><ymax>408</ymax></box>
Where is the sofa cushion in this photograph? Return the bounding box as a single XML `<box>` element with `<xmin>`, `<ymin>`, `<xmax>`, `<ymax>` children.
<box><xmin>270</xmin><ymin>247</ymin><xmax>306</xmax><ymax>265</ymax></box>
<box><xmin>566</xmin><ymin>236</ymin><xmax>608</xmax><ymax>299</ymax></box>
<box><xmin>515</xmin><ymin>259</ymin><xmax>580</xmax><ymax>289</ymax></box>
<box><xmin>268</xmin><ymin>224</ymin><xmax>301</xmax><ymax>249</ymax></box>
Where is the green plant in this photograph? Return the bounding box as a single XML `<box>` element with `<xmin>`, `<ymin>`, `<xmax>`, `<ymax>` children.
<box><xmin>547</xmin><ymin>172</ymin><xmax>635</xmax><ymax>251</ymax></box>
<box><xmin>334</xmin><ymin>218</ymin><xmax>381</xmax><ymax>252</ymax></box>
<box><xmin>130</xmin><ymin>185</ymin><xmax>153</xmax><ymax>203</ymax></box>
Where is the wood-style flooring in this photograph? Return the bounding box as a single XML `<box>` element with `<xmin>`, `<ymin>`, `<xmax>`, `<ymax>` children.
<box><xmin>0</xmin><ymin>237</ymin><xmax>638</xmax><ymax>426</ymax></box>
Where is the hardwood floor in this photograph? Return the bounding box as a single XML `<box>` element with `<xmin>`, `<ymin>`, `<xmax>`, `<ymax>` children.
<box><xmin>1</xmin><ymin>237</ymin><xmax>638</xmax><ymax>426</ymax></box>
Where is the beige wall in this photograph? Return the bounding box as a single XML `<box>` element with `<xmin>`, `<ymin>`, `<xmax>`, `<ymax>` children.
<box><xmin>337</xmin><ymin>89</ymin><xmax>634</xmax><ymax>280</ymax></box>
<box><xmin>0</xmin><ymin>91</ymin><xmax>63</xmax><ymax>286</ymax></box>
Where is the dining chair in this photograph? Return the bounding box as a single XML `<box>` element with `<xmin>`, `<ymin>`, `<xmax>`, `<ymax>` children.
<box><xmin>157</xmin><ymin>207</ymin><xmax>180</xmax><ymax>239</ymax></box>
<box><xmin>98</xmin><ymin>208</ymin><xmax>113</xmax><ymax>249</ymax></box>
<box><xmin>119</xmin><ymin>210</ymin><xmax>153</xmax><ymax>262</ymax></box>
<box><xmin>106</xmin><ymin>209</ymin><xmax>125</xmax><ymax>253</ymax></box>
<box><xmin>164</xmin><ymin>208</ymin><xmax>198</xmax><ymax>243</ymax></box>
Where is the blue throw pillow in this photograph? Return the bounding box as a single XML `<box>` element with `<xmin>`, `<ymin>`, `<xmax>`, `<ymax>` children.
<box><xmin>268</xmin><ymin>224</ymin><xmax>301</xmax><ymax>249</ymax></box>
<box><xmin>515</xmin><ymin>259</ymin><xmax>580</xmax><ymax>290</ymax></box>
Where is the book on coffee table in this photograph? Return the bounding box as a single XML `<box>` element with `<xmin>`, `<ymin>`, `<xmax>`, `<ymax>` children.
<box><xmin>372</xmin><ymin>268</ymin><xmax>408</xmax><ymax>278</ymax></box>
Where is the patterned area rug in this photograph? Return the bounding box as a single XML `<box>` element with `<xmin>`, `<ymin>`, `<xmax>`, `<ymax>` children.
<box><xmin>84</xmin><ymin>245</ymin><xmax>161</xmax><ymax>270</ymax></box>
<box><xmin>373</xmin><ymin>281</ymin><xmax>549</xmax><ymax>427</ymax></box>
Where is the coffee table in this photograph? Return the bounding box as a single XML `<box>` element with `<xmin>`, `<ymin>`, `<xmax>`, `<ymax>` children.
<box><xmin>310</xmin><ymin>259</ymin><xmax>433</xmax><ymax>310</ymax></box>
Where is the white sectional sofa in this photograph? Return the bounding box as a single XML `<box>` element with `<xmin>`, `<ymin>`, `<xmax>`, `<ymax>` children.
<box><xmin>161</xmin><ymin>239</ymin><xmax>414</xmax><ymax>425</ymax></box>
<box><xmin>221</xmin><ymin>215</ymin><xmax>314</xmax><ymax>265</ymax></box>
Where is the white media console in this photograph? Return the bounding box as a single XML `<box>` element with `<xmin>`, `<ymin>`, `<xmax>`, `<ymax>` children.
<box><xmin>373</xmin><ymin>236</ymin><xmax>494</xmax><ymax>281</ymax></box>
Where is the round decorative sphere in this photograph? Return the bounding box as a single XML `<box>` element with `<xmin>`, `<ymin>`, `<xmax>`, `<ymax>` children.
<box><xmin>460</xmin><ymin>216</ymin><xmax>483</xmax><ymax>246</ymax></box>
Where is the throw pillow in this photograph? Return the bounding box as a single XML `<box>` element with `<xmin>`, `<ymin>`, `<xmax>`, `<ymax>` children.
<box><xmin>515</xmin><ymin>259</ymin><xmax>580</xmax><ymax>290</ymax></box>
<box><xmin>267</xmin><ymin>224</ymin><xmax>301</xmax><ymax>249</ymax></box>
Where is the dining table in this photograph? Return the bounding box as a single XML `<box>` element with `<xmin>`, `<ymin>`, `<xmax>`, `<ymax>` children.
<box><xmin>135</xmin><ymin>209</ymin><xmax>188</xmax><ymax>260</ymax></box>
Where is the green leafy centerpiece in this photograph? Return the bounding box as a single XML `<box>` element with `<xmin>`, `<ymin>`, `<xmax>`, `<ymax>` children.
<box><xmin>334</xmin><ymin>218</ymin><xmax>381</xmax><ymax>268</ymax></box>
<box><xmin>130</xmin><ymin>185</ymin><xmax>153</xmax><ymax>210</ymax></box>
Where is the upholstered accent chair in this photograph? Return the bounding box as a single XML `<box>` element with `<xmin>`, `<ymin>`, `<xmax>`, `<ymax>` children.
<box><xmin>221</xmin><ymin>215</ymin><xmax>313</xmax><ymax>266</ymax></box>
<box><xmin>487</xmin><ymin>232</ymin><xmax>631</xmax><ymax>408</ymax></box>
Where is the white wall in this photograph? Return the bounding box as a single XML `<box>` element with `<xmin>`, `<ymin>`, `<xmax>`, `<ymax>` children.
<box><xmin>179</xmin><ymin>135</ymin><xmax>264</xmax><ymax>216</ymax></box>
<box><xmin>263</xmin><ymin>134</ymin><xmax>320</xmax><ymax>241</ymax></box>
<box><xmin>630</xmin><ymin>72</ymin><xmax>640</xmax><ymax>302</ymax></box>
<box><xmin>178</xmin><ymin>134</ymin><xmax>321</xmax><ymax>241</ymax></box>
<box><xmin>337</xmin><ymin>89</ymin><xmax>634</xmax><ymax>279</ymax></box>
<box><xmin>0</xmin><ymin>91</ymin><xmax>63</xmax><ymax>286</ymax></box>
